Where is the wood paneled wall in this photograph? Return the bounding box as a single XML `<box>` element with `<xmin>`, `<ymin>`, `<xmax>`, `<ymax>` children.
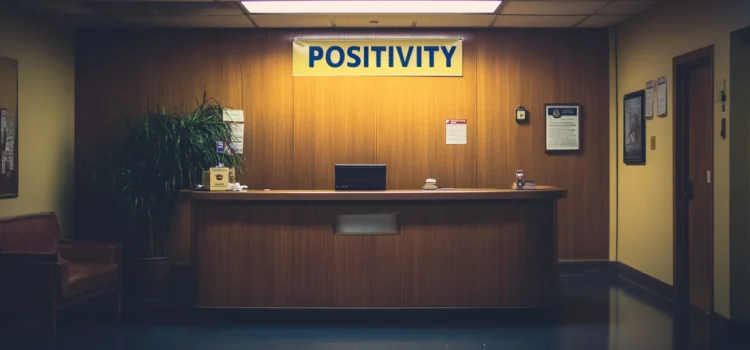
<box><xmin>75</xmin><ymin>28</ymin><xmax>609</xmax><ymax>260</ymax></box>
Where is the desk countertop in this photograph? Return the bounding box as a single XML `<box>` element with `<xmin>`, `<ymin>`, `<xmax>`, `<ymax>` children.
<box><xmin>180</xmin><ymin>187</ymin><xmax>566</xmax><ymax>201</ymax></box>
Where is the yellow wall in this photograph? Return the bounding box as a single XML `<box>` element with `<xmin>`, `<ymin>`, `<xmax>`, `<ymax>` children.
<box><xmin>614</xmin><ymin>0</ymin><xmax>750</xmax><ymax>318</ymax></box>
<box><xmin>0</xmin><ymin>4</ymin><xmax>75</xmax><ymax>237</ymax></box>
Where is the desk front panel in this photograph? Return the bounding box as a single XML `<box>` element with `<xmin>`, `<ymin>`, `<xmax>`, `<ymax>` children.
<box><xmin>194</xmin><ymin>199</ymin><xmax>557</xmax><ymax>308</ymax></box>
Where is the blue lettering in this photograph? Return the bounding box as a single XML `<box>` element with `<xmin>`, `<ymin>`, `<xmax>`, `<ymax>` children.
<box><xmin>326</xmin><ymin>46</ymin><xmax>345</xmax><ymax>68</ymax></box>
<box><xmin>441</xmin><ymin>45</ymin><xmax>457</xmax><ymax>68</ymax></box>
<box><xmin>347</xmin><ymin>46</ymin><xmax>361</xmax><ymax>67</ymax></box>
<box><xmin>364</xmin><ymin>46</ymin><xmax>370</xmax><ymax>67</ymax></box>
<box><xmin>388</xmin><ymin>46</ymin><xmax>395</xmax><ymax>67</ymax></box>
<box><xmin>424</xmin><ymin>46</ymin><xmax>439</xmax><ymax>67</ymax></box>
<box><xmin>417</xmin><ymin>46</ymin><xmax>422</xmax><ymax>67</ymax></box>
<box><xmin>309</xmin><ymin>46</ymin><xmax>324</xmax><ymax>67</ymax></box>
<box><xmin>396</xmin><ymin>46</ymin><xmax>413</xmax><ymax>67</ymax></box>
<box><xmin>371</xmin><ymin>46</ymin><xmax>386</xmax><ymax>67</ymax></box>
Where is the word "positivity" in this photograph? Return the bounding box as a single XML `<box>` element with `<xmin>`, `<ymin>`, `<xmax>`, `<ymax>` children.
<box><xmin>308</xmin><ymin>45</ymin><xmax>458</xmax><ymax>68</ymax></box>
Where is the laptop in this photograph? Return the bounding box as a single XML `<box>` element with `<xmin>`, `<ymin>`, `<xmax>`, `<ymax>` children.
<box><xmin>334</xmin><ymin>164</ymin><xmax>386</xmax><ymax>191</ymax></box>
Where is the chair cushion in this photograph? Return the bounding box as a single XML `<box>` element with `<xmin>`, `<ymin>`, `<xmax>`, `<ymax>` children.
<box><xmin>62</xmin><ymin>262</ymin><xmax>118</xmax><ymax>298</ymax></box>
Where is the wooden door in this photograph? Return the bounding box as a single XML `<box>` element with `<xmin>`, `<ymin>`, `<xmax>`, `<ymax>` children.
<box><xmin>685</xmin><ymin>62</ymin><xmax>714</xmax><ymax>313</ymax></box>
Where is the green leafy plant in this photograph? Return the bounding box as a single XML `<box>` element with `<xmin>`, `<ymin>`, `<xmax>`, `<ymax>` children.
<box><xmin>88</xmin><ymin>93</ymin><xmax>243</xmax><ymax>258</ymax></box>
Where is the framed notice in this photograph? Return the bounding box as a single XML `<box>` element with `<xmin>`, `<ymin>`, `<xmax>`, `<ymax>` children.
<box><xmin>624</xmin><ymin>90</ymin><xmax>646</xmax><ymax>165</ymax></box>
<box><xmin>0</xmin><ymin>56</ymin><xmax>18</xmax><ymax>199</ymax></box>
<box><xmin>645</xmin><ymin>80</ymin><xmax>655</xmax><ymax>119</ymax></box>
<box><xmin>657</xmin><ymin>76</ymin><xmax>667</xmax><ymax>117</ymax></box>
<box><xmin>545</xmin><ymin>104</ymin><xmax>581</xmax><ymax>152</ymax></box>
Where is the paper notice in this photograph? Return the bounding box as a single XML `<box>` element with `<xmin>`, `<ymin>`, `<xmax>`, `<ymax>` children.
<box><xmin>446</xmin><ymin>119</ymin><xmax>467</xmax><ymax>145</ymax></box>
<box><xmin>657</xmin><ymin>76</ymin><xmax>667</xmax><ymax>117</ymax></box>
<box><xmin>545</xmin><ymin>105</ymin><xmax>581</xmax><ymax>151</ymax></box>
<box><xmin>645</xmin><ymin>80</ymin><xmax>655</xmax><ymax>119</ymax></box>
<box><xmin>223</xmin><ymin>109</ymin><xmax>244</xmax><ymax>123</ymax></box>
<box><xmin>229</xmin><ymin>123</ymin><xmax>244</xmax><ymax>154</ymax></box>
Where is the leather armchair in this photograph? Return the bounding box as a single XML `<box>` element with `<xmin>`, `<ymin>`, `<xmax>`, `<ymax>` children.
<box><xmin>0</xmin><ymin>212</ymin><xmax>121</xmax><ymax>339</ymax></box>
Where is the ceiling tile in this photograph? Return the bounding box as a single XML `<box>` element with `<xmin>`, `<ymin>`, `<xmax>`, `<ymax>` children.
<box><xmin>251</xmin><ymin>14</ymin><xmax>332</xmax><ymax>28</ymax></box>
<box><xmin>501</xmin><ymin>1</ymin><xmax>607</xmax><ymax>15</ymax></box>
<box><xmin>15</xmin><ymin>0</ymin><xmax>99</xmax><ymax>15</ymax></box>
<box><xmin>88</xmin><ymin>2</ymin><xmax>244</xmax><ymax>17</ymax></box>
<box><xmin>333</xmin><ymin>15</ymin><xmax>413</xmax><ymax>27</ymax></box>
<box><xmin>493</xmin><ymin>15</ymin><xmax>586</xmax><ymax>27</ymax></box>
<box><xmin>415</xmin><ymin>14</ymin><xmax>495</xmax><ymax>27</ymax></box>
<box><xmin>597</xmin><ymin>1</ymin><xmax>655</xmax><ymax>15</ymax></box>
<box><xmin>576</xmin><ymin>15</ymin><xmax>630</xmax><ymax>27</ymax></box>
<box><xmin>117</xmin><ymin>15</ymin><xmax>255</xmax><ymax>28</ymax></box>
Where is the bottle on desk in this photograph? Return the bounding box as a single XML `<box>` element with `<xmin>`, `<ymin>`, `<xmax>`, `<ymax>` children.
<box><xmin>515</xmin><ymin>170</ymin><xmax>525</xmax><ymax>190</ymax></box>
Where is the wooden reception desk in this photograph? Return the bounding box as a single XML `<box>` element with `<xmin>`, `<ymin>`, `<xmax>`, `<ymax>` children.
<box><xmin>175</xmin><ymin>187</ymin><xmax>566</xmax><ymax>309</ymax></box>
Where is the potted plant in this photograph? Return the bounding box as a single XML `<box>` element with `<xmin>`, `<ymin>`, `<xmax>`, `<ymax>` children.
<box><xmin>87</xmin><ymin>94</ymin><xmax>242</xmax><ymax>306</ymax></box>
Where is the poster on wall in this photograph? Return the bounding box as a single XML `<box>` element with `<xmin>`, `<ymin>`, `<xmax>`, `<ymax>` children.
<box><xmin>545</xmin><ymin>104</ymin><xmax>581</xmax><ymax>152</ymax></box>
<box><xmin>624</xmin><ymin>90</ymin><xmax>646</xmax><ymax>165</ymax></box>
<box><xmin>0</xmin><ymin>56</ymin><xmax>18</xmax><ymax>199</ymax></box>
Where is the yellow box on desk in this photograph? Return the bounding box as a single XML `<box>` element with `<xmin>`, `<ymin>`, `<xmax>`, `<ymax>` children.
<box><xmin>202</xmin><ymin>167</ymin><xmax>230</xmax><ymax>191</ymax></box>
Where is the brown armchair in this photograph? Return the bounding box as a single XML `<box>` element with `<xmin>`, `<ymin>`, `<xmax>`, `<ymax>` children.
<box><xmin>0</xmin><ymin>212</ymin><xmax>121</xmax><ymax>338</ymax></box>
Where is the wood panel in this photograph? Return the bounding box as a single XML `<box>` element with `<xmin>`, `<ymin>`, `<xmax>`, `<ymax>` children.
<box><xmin>76</xmin><ymin>28</ymin><xmax>609</xmax><ymax>261</ymax></box>
<box><xmin>194</xmin><ymin>199</ymin><xmax>557</xmax><ymax>308</ymax></box>
<box><xmin>231</xmin><ymin>31</ymin><xmax>295</xmax><ymax>189</ymax></box>
<box><xmin>293</xmin><ymin>77</ymin><xmax>378</xmax><ymax>189</ymax></box>
<box><xmin>476</xmin><ymin>29</ymin><xmax>610</xmax><ymax>260</ymax></box>
<box><xmin>375</xmin><ymin>34</ymin><xmax>477</xmax><ymax>189</ymax></box>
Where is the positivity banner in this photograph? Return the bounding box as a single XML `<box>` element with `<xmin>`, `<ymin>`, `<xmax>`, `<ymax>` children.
<box><xmin>293</xmin><ymin>38</ymin><xmax>463</xmax><ymax>76</ymax></box>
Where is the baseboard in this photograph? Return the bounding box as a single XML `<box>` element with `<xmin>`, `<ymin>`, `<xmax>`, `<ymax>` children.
<box><xmin>558</xmin><ymin>260</ymin><xmax>615</xmax><ymax>275</ymax></box>
<box><xmin>616</xmin><ymin>262</ymin><xmax>675</xmax><ymax>302</ymax></box>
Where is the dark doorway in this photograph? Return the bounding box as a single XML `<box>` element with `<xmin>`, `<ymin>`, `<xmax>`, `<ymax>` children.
<box><xmin>673</xmin><ymin>46</ymin><xmax>714</xmax><ymax>314</ymax></box>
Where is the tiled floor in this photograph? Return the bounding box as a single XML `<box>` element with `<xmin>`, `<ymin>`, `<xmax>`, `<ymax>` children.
<box><xmin>10</xmin><ymin>275</ymin><xmax>750</xmax><ymax>349</ymax></box>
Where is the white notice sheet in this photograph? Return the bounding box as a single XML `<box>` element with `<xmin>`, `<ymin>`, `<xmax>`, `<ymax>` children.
<box><xmin>645</xmin><ymin>80</ymin><xmax>655</xmax><ymax>119</ymax></box>
<box><xmin>657</xmin><ymin>76</ymin><xmax>667</xmax><ymax>116</ymax></box>
<box><xmin>446</xmin><ymin>119</ymin><xmax>467</xmax><ymax>145</ymax></box>
<box><xmin>230</xmin><ymin>123</ymin><xmax>244</xmax><ymax>154</ymax></box>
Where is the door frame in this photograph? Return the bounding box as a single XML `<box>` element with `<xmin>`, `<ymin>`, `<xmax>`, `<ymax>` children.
<box><xmin>672</xmin><ymin>45</ymin><xmax>714</xmax><ymax>311</ymax></box>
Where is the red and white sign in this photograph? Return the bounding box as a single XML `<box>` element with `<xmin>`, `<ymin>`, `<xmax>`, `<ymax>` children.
<box><xmin>446</xmin><ymin>119</ymin><xmax>467</xmax><ymax>145</ymax></box>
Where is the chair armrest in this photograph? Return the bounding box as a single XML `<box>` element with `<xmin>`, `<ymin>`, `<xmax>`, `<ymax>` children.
<box><xmin>0</xmin><ymin>252</ymin><xmax>59</xmax><ymax>263</ymax></box>
<box><xmin>59</xmin><ymin>241</ymin><xmax>122</xmax><ymax>264</ymax></box>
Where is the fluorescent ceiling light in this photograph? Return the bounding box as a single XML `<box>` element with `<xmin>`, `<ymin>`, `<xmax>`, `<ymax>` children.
<box><xmin>241</xmin><ymin>1</ymin><xmax>502</xmax><ymax>14</ymax></box>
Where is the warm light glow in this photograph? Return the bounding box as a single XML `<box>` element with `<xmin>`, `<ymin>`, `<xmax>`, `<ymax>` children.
<box><xmin>241</xmin><ymin>1</ymin><xmax>502</xmax><ymax>14</ymax></box>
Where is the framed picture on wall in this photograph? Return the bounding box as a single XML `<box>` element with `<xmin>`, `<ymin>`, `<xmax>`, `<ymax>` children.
<box><xmin>624</xmin><ymin>90</ymin><xmax>646</xmax><ymax>165</ymax></box>
<box><xmin>0</xmin><ymin>56</ymin><xmax>19</xmax><ymax>199</ymax></box>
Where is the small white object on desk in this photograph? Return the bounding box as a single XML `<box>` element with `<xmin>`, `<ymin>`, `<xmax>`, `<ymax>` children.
<box><xmin>422</xmin><ymin>178</ymin><xmax>438</xmax><ymax>190</ymax></box>
<box><xmin>227</xmin><ymin>183</ymin><xmax>248</xmax><ymax>191</ymax></box>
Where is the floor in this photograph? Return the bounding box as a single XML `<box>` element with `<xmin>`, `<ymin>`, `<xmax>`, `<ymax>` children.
<box><xmin>9</xmin><ymin>275</ymin><xmax>750</xmax><ymax>350</ymax></box>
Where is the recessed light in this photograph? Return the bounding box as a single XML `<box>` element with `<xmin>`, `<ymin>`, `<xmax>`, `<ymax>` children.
<box><xmin>369</xmin><ymin>20</ymin><xmax>379</xmax><ymax>24</ymax></box>
<box><xmin>241</xmin><ymin>1</ymin><xmax>502</xmax><ymax>14</ymax></box>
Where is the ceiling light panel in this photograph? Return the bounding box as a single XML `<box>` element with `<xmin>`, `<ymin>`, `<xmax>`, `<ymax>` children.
<box><xmin>241</xmin><ymin>1</ymin><xmax>503</xmax><ymax>14</ymax></box>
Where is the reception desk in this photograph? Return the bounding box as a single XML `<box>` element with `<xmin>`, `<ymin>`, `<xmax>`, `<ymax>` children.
<box><xmin>175</xmin><ymin>187</ymin><xmax>566</xmax><ymax>309</ymax></box>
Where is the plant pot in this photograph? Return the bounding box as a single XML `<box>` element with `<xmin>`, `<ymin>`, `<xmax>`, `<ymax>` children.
<box><xmin>124</xmin><ymin>256</ymin><xmax>170</xmax><ymax>307</ymax></box>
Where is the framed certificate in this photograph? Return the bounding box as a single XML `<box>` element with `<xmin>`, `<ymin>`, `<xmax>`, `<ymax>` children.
<box><xmin>545</xmin><ymin>104</ymin><xmax>581</xmax><ymax>152</ymax></box>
